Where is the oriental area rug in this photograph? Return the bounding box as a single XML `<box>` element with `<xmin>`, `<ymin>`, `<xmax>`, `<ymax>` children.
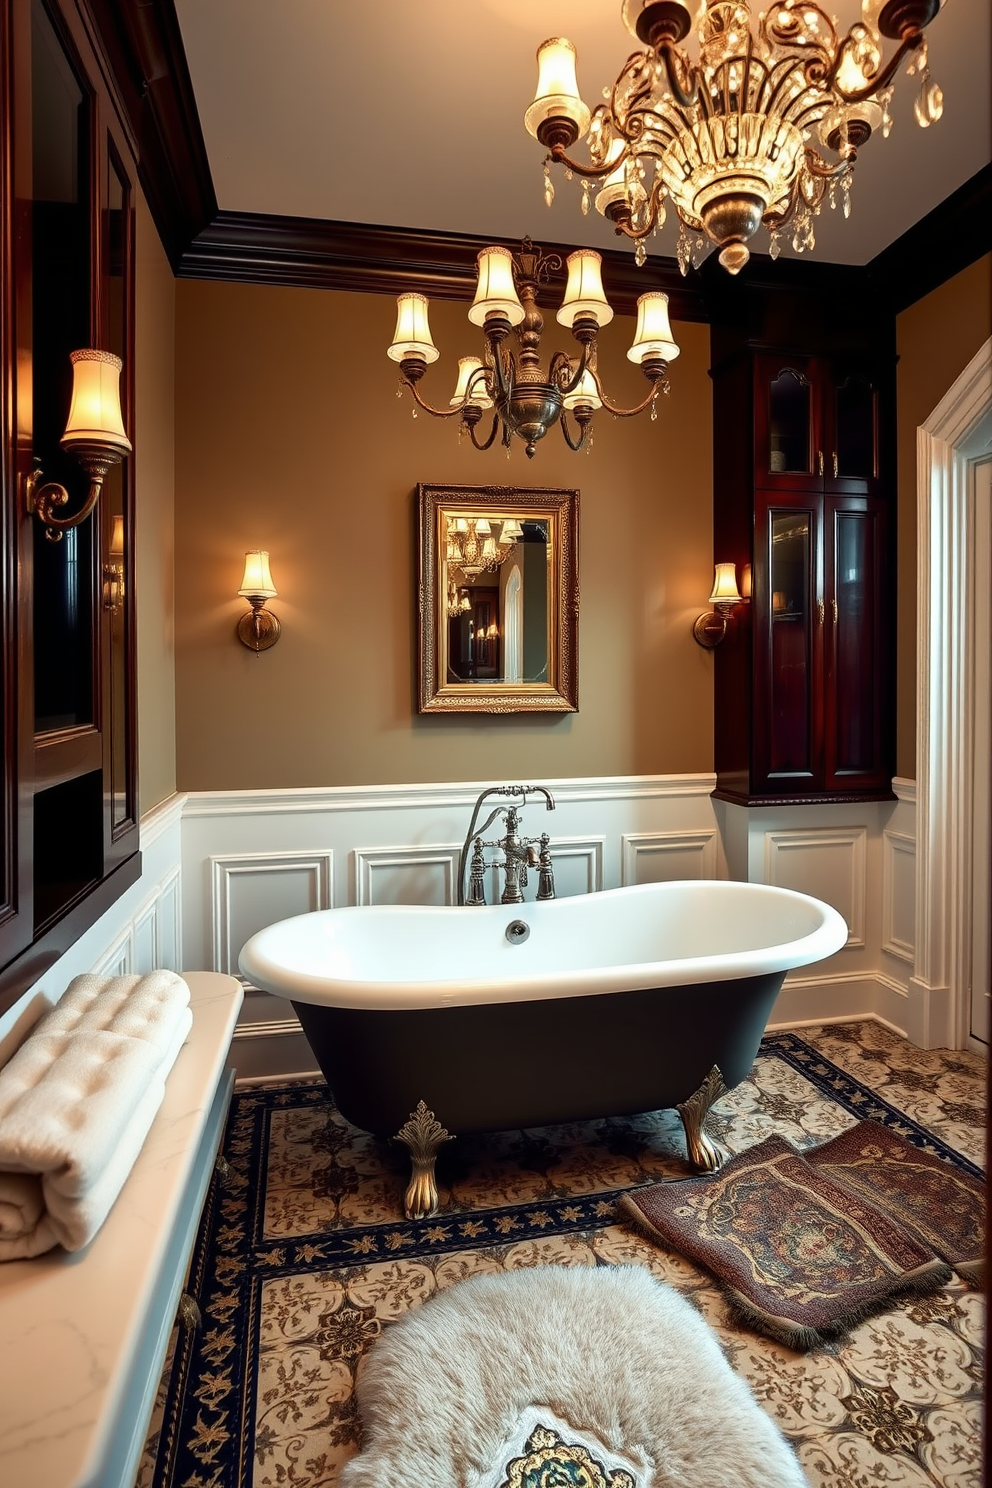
<box><xmin>138</xmin><ymin>1023</ymin><xmax>986</xmax><ymax>1488</ymax></box>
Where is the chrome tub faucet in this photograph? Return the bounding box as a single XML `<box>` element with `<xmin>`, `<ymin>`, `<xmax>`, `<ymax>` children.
<box><xmin>459</xmin><ymin>785</ymin><xmax>556</xmax><ymax>906</ymax></box>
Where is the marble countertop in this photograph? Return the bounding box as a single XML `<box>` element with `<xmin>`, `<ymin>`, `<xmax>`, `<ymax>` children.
<box><xmin>0</xmin><ymin>971</ymin><xmax>243</xmax><ymax>1488</ymax></box>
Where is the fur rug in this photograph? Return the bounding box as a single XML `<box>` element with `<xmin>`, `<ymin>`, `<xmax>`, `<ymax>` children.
<box><xmin>340</xmin><ymin>1265</ymin><xmax>809</xmax><ymax>1488</ymax></box>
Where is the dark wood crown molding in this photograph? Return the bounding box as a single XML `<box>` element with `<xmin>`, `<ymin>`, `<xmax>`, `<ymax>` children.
<box><xmin>176</xmin><ymin>211</ymin><xmax>712</xmax><ymax>322</ymax></box>
<box><xmin>74</xmin><ymin>5</ymin><xmax>988</xmax><ymax>324</ymax></box>
<box><xmin>866</xmin><ymin>163</ymin><xmax>991</xmax><ymax>314</ymax></box>
<box><xmin>79</xmin><ymin>0</ymin><xmax>216</xmax><ymax>267</ymax></box>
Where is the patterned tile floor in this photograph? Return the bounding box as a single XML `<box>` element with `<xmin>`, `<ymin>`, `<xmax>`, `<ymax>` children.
<box><xmin>138</xmin><ymin>1021</ymin><xmax>986</xmax><ymax>1488</ymax></box>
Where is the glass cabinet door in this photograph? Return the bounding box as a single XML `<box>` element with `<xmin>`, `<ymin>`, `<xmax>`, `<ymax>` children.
<box><xmin>822</xmin><ymin>498</ymin><xmax>889</xmax><ymax>791</ymax></box>
<box><xmin>754</xmin><ymin>355</ymin><xmax>822</xmax><ymax>491</ymax></box>
<box><xmin>830</xmin><ymin>373</ymin><xmax>879</xmax><ymax>490</ymax></box>
<box><xmin>753</xmin><ymin>495</ymin><xmax>823</xmax><ymax>794</ymax></box>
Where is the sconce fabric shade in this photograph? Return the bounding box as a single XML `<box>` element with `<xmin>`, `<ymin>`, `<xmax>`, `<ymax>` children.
<box><xmin>387</xmin><ymin>294</ymin><xmax>440</xmax><ymax>363</ymax></box>
<box><xmin>557</xmin><ymin>250</ymin><xmax>613</xmax><ymax>329</ymax></box>
<box><xmin>450</xmin><ymin>357</ymin><xmax>493</xmax><ymax>408</ymax></box>
<box><xmin>523</xmin><ymin>36</ymin><xmax>591</xmax><ymax>141</ymax></box>
<box><xmin>709</xmin><ymin>562</ymin><xmax>743</xmax><ymax>608</ymax></box>
<box><xmin>468</xmin><ymin>247</ymin><xmax>526</xmax><ymax>327</ymax></box>
<box><xmin>627</xmin><ymin>294</ymin><xmax>680</xmax><ymax>365</ymax></box>
<box><xmin>239</xmin><ymin>550</ymin><xmax>277</xmax><ymax>598</ymax></box>
<box><xmin>60</xmin><ymin>349</ymin><xmax>131</xmax><ymax>453</ymax></box>
<box><xmin>109</xmin><ymin>514</ymin><xmax>125</xmax><ymax>559</ymax></box>
<box><xmin>562</xmin><ymin>368</ymin><xmax>603</xmax><ymax>412</ymax></box>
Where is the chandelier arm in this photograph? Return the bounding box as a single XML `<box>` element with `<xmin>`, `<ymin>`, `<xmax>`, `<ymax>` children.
<box><xmin>826</xmin><ymin>32</ymin><xmax>923</xmax><ymax>103</ymax></box>
<box><xmin>761</xmin><ymin>57</ymin><xmax>826</xmax><ymax>123</ymax></box>
<box><xmin>468</xmin><ymin>412</ymin><xmax>501</xmax><ymax>451</ymax></box>
<box><xmin>657</xmin><ymin>41</ymin><xmax>700</xmax><ymax>111</ymax></box>
<box><xmin>607</xmin><ymin>179</ymin><xmax>667</xmax><ymax>242</ymax></box>
<box><xmin>558</xmin><ymin>413</ymin><xmax>590</xmax><ymax>453</ymax></box>
<box><xmin>549</xmin><ymin>141</ymin><xmax>625</xmax><ymax>181</ymax></box>
<box><xmin>486</xmin><ymin>340</ymin><xmax>514</xmax><ymax>401</ymax></box>
<box><xmin>551</xmin><ymin>342</ymin><xmax>592</xmax><ymax>398</ymax></box>
<box><xmin>802</xmin><ymin>147</ymin><xmax>852</xmax><ymax>182</ymax></box>
<box><xmin>763</xmin><ymin>2</ymin><xmax>839</xmax><ymax>63</ymax></box>
<box><xmin>405</xmin><ymin>379</ymin><xmax>469</xmax><ymax>419</ymax></box>
<box><xmin>596</xmin><ymin>380</ymin><xmax>667</xmax><ymax>418</ymax></box>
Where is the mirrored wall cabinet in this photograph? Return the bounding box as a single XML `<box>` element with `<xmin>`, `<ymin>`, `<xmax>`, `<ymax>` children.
<box><xmin>0</xmin><ymin>0</ymin><xmax>140</xmax><ymax>1007</ymax></box>
<box><xmin>710</xmin><ymin>341</ymin><xmax>895</xmax><ymax>805</ymax></box>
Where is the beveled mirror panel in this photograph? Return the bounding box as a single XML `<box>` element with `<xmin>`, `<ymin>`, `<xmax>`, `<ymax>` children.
<box><xmin>417</xmin><ymin>483</ymin><xmax>578</xmax><ymax>713</ymax></box>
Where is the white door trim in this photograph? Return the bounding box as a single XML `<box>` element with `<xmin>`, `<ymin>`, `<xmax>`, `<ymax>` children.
<box><xmin>912</xmin><ymin>336</ymin><xmax>992</xmax><ymax>1047</ymax></box>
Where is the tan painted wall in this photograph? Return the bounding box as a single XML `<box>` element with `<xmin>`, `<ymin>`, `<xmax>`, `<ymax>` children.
<box><xmin>135</xmin><ymin>194</ymin><xmax>177</xmax><ymax>814</ymax></box>
<box><xmin>895</xmin><ymin>254</ymin><xmax>992</xmax><ymax>779</ymax></box>
<box><xmin>173</xmin><ymin>280</ymin><xmax>714</xmax><ymax>789</ymax></box>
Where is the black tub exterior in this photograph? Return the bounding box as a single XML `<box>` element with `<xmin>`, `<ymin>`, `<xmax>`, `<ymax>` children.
<box><xmin>292</xmin><ymin>970</ymin><xmax>786</xmax><ymax>1138</ymax></box>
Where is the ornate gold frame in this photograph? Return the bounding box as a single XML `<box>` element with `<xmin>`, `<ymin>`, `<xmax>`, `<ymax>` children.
<box><xmin>417</xmin><ymin>483</ymin><xmax>579</xmax><ymax>714</ymax></box>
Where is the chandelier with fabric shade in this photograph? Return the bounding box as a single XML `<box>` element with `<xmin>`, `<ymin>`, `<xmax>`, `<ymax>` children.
<box><xmin>524</xmin><ymin>0</ymin><xmax>945</xmax><ymax>275</ymax></box>
<box><xmin>387</xmin><ymin>238</ymin><xmax>679</xmax><ymax>457</ymax></box>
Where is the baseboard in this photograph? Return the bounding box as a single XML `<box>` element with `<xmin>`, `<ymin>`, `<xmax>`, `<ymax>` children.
<box><xmin>229</xmin><ymin>1014</ymin><xmax>318</xmax><ymax>1082</ymax></box>
<box><xmin>768</xmin><ymin>970</ymin><xmax>909</xmax><ymax>1037</ymax></box>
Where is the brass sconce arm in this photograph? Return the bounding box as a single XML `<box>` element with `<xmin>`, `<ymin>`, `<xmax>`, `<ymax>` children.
<box><xmin>25</xmin><ymin>458</ymin><xmax>112</xmax><ymax>541</ymax></box>
<box><xmin>27</xmin><ymin>350</ymin><xmax>131</xmax><ymax>541</ymax></box>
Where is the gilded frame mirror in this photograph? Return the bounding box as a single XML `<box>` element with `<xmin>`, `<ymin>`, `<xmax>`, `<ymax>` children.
<box><xmin>417</xmin><ymin>483</ymin><xmax>579</xmax><ymax>713</ymax></box>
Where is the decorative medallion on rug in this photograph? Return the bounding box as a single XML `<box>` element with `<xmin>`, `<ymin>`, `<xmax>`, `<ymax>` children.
<box><xmin>138</xmin><ymin>1026</ymin><xmax>986</xmax><ymax>1488</ymax></box>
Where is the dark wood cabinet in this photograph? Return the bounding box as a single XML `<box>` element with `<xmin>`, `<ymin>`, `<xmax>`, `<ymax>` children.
<box><xmin>0</xmin><ymin>0</ymin><xmax>140</xmax><ymax>1009</ymax></box>
<box><xmin>753</xmin><ymin>351</ymin><xmax>882</xmax><ymax>496</ymax></box>
<box><xmin>713</xmin><ymin>345</ymin><xmax>894</xmax><ymax>805</ymax></box>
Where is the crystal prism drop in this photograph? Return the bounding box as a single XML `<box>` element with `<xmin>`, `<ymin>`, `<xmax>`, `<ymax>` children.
<box><xmin>543</xmin><ymin>162</ymin><xmax>555</xmax><ymax>208</ymax></box>
<box><xmin>769</xmin><ymin>232</ymin><xmax>781</xmax><ymax>261</ymax></box>
<box><xmin>635</xmin><ymin>240</ymin><xmax>647</xmax><ymax>267</ymax></box>
<box><xmin>411</xmin><ymin>406</ymin><xmax>417</xmax><ymax>419</ymax></box>
<box><xmin>581</xmin><ymin>181</ymin><xmax>592</xmax><ymax>216</ymax></box>
<box><xmin>842</xmin><ymin>175</ymin><xmax>852</xmax><ymax>219</ymax></box>
<box><xmin>564</xmin><ymin>167</ymin><xmax>573</xmax><ymax>182</ymax></box>
<box><xmin>677</xmin><ymin>227</ymin><xmax>690</xmax><ymax>277</ymax></box>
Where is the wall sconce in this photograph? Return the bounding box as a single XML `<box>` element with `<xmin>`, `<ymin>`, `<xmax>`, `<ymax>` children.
<box><xmin>102</xmin><ymin>515</ymin><xmax>125</xmax><ymax>613</ymax></box>
<box><xmin>693</xmin><ymin>563</ymin><xmax>744</xmax><ymax>648</ymax></box>
<box><xmin>26</xmin><ymin>350</ymin><xmax>132</xmax><ymax>542</ymax></box>
<box><xmin>237</xmin><ymin>550</ymin><xmax>281</xmax><ymax>652</ymax></box>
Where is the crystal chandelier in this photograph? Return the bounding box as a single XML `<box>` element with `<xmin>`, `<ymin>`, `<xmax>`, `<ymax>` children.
<box><xmin>445</xmin><ymin>515</ymin><xmax>524</xmax><ymax>615</ymax></box>
<box><xmin>524</xmin><ymin>0</ymin><xmax>945</xmax><ymax>275</ymax></box>
<box><xmin>387</xmin><ymin>237</ymin><xmax>679</xmax><ymax>456</ymax></box>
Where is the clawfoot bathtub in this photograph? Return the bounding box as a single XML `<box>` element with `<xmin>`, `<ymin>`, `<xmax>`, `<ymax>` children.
<box><xmin>240</xmin><ymin>880</ymin><xmax>847</xmax><ymax>1218</ymax></box>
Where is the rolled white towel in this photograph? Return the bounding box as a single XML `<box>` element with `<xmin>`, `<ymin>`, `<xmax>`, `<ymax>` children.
<box><xmin>0</xmin><ymin>972</ymin><xmax>192</xmax><ymax>1260</ymax></box>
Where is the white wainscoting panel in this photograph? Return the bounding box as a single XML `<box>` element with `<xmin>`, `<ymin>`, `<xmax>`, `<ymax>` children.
<box><xmin>882</xmin><ymin>831</ymin><xmax>916</xmax><ymax>965</ymax></box>
<box><xmin>763</xmin><ymin>827</ymin><xmax>866</xmax><ymax>948</ymax></box>
<box><xmin>131</xmin><ymin>893</ymin><xmax>158</xmax><ymax>974</ymax></box>
<box><xmin>621</xmin><ymin>830</ymin><xmax>718</xmax><ymax>886</ymax></box>
<box><xmin>543</xmin><ymin>837</ymin><xmax>604</xmax><ymax>898</ymax></box>
<box><xmin>157</xmin><ymin>867</ymin><xmax>183</xmax><ymax>972</ymax></box>
<box><xmin>355</xmin><ymin>846</ymin><xmax>459</xmax><ymax>906</ymax></box>
<box><xmin>94</xmin><ymin>930</ymin><xmax>132</xmax><ymax>979</ymax></box>
<box><xmin>211</xmin><ymin>851</ymin><xmax>333</xmax><ymax>977</ymax></box>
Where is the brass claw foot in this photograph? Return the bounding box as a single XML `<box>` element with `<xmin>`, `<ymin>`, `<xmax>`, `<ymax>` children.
<box><xmin>676</xmin><ymin>1065</ymin><xmax>728</xmax><ymax>1172</ymax></box>
<box><xmin>394</xmin><ymin>1101</ymin><xmax>454</xmax><ymax>1220</ymax></box>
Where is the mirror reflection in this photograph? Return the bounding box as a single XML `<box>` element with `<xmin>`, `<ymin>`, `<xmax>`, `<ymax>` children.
<box><xmin>418</xmin><ymin>484</ymin><xmax>578</xmax><ymax>714</ymax></box>
<box><xmin>444</xmin><ymin>516</ymin><xmax>549</xmax><ymax>684</ymax></box>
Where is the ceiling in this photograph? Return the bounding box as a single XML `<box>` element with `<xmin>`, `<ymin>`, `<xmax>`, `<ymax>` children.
<box><xmin>172</xmin><ymin>0</ymin><xmax>991</xmax><ymax>272</ymax></box>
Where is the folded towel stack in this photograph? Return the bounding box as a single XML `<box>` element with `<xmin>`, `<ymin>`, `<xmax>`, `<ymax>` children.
<box><xmin>0</xmin><ymin>971</ymin><xmax>192</xmax><ymax>1260</ymax></box>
